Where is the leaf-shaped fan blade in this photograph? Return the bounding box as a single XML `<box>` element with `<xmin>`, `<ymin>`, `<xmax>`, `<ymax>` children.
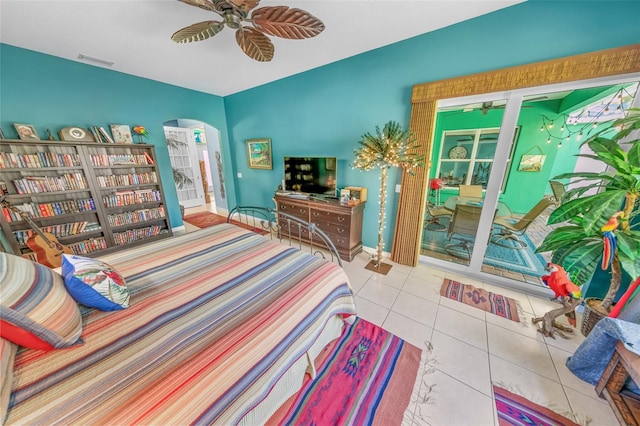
<box><xmin>178</xmin><ymin>0</ymin><xmax>216</xmax><ymax>12</ymax></box>
<box><xmin>172</xmin><ymin>21</ymin><xmax>225</xmax><ymax>43</ymax></box>
<box><xmin>236</xmin><ymin>27</ymin><xmax>274</xmax><ymax>62</ymax></box>
<box><xmin>252</xmin><ymin>6</ymin><xmax>325</xmax><ymax>39</ymax></box>
<box><xmin>228</xmin><ymin>0</ymin><xmax>260</xmax><ymax>13</ymax></box>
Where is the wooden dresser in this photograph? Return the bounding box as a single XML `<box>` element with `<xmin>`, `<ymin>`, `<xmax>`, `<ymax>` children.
<box><xmin>274</xmin><ymin>194</ymin><xmax>365</xmax><ymax>262</ymax></box>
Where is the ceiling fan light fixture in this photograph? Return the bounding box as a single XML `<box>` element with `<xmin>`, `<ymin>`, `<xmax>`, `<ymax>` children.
<box><xmin>77</xmin><ymin>53</ymin><xmax>114</xmax><ymax>67</ymax></box>
<box><xmin>173</xmin><ymin>0</ymin><xmax>324</xmax><ymax>61</ymax></box>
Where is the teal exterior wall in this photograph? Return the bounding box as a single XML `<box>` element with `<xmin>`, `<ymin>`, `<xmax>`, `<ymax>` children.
<box><xmin>0</xmin><ymin>45</ymin><xmax>234</xmax><ymax>227</ymax></box>
<box><xmin>2</xmin><ymin>1</ymin><xmax>639</xmax><ymax>251</ymax></box>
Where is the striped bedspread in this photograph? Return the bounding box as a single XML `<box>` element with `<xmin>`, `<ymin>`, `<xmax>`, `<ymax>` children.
<box><xmin>6</xmin><ymin>224</ymin><xmax>356</xmax><ymax>425</ymax></box>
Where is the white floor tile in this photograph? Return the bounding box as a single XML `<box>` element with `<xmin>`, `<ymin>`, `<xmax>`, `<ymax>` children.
<box><xmin>402</xmin><ymin>275</ymin><xmax>442</xmax><ymax>304</ymax></box>
<box><xmin>368</xmin><ymin>266</ymin><xmax>409</xmax><ymax>289</ymax></box>
<box><xmin>433</xmin><ymin>305</ymin><xmax>488</xmax><ymax>351</ymax></box>
<box><xmin>413</xmin><ymin>370</ymin><xmax>495</xmax><ymax>426</ymax></box>
<box><xmin>485</xmin><ymin>308</ymin><xmax>544</xmax><ymax>342</ymax></box>
<box><xmin>487</xmin><ymin>323</ymin><xmax>559</xmax><ymax>381</ymax></box>
<box><xmin>489</xmin><ymin>355</ymin><xmax>572</xmax><ymax>414</ymax></box>
<box><xmin>431</xmin><ymin>330</ymin><xmax>492</xmax><ymax>396</ymax></box>
<box><xmin>353</xmin><ymin>295</ymin><xmax>388</xmax><ymax>327</ymax></box>
<box><xmin>547</xmin><ymin>345</ymin><xmax>598</xmax><ymax>398</ymax></box>
<box><xmin>356</xmin><ymin>279</ymin><xmax>401</xmax><ymax>309</ymax></box>
<box><xmin>382</xmin><ymin>311</ymin><xmax>433</xmax><ymax>349</ymax></box>
<box><xmin>564</xmin><ymin>386</ymin><xmax>618</xmax><ymax>426</ymax></box>
<box><xmin>391</xmin><ymin>292</ymin><xmax>438</xmax><ymax>327</ymax></box>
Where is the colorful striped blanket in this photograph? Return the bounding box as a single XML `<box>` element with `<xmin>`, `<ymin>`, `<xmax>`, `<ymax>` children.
<box><xmin>6</xmin><ymin>224</ymin><xmax>356</xmax><ymax>425</ymax></box>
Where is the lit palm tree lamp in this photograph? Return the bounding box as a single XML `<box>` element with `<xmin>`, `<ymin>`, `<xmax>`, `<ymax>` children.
<box><xmin>353</xmin><ymin>121</ymin><xmax>424</xmax><ymax>274</ymax></box>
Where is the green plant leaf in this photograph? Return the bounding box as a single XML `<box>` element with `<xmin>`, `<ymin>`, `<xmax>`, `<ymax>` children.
<box><xmin>628</xmin><ymin>140</ymin><xmax>640</xmax><ymax>168</ymax></box>
<box><xmin>551</xmin><ymin>242</ymin><xmax>601</xmax><ymax>287</ymax></box>
<box><xmin>547</xmin><ymin>190</ymin><xmax>625</xmax><ymax>229</ymax></box>
<box><xmin>536</xmin><ymin>225</ymin><xmax>595</xmax><ymax>253</ymax></box>
<box><xmin>587</xmin><ymin>138</ymin><xmax>632</xmax><ymax>174</ymax></box>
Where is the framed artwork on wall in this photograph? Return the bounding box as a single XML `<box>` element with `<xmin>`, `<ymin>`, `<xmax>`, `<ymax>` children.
<box><xmin>246</xmin><ymin>138</ymin><xmax>272</xmax><ymax>170</ymax></box>
<box><xmin>13</xmin><ymin>123</ymin><xmax>40</xmax><ymax>140</ymax></box>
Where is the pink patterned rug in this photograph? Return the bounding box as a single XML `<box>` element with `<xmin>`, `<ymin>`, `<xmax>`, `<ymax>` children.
<box><xmin>494</xmin><ymin>385</ymin><xmax>580</xmax><ymax>425</ymax></box>
<box><xmin>440</xmin><ymin>279</ymin><xmax>521</xmax><ymax>322</ymax></box>
<box><xmin>268</xmin><ymin>317</ymin><xmax>421</xmax><ymax>425</ymax></box>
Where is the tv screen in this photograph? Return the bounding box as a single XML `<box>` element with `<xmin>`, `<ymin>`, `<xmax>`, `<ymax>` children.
<box><xmin>284</xmin><ymin>156</ymin><xmax>337</xmax><ymax>196</ymax></box>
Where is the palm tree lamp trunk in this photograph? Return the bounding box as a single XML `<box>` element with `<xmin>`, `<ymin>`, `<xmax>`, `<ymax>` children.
<box><xmin>353</xmin><ymin>121</ymin><xmax>424</xmax><ymax>275</ymax></box>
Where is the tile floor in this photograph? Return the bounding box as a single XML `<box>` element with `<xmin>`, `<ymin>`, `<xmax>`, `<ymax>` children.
<box><xmin>340</xmin><ymin>253</ymin><xmax>617</xmax><ymax>426</ymax></box>
<box><xmin>182</xmin><ymin>204</ymin><xmax>618</xmax><ymax>426</ymax></box>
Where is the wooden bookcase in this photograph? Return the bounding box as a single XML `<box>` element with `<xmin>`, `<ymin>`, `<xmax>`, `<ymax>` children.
<box><xmin>0</xmin><ymin>139</ymin><xmax>172</xmax><ymax>259</ymax></box>
<box><xmin>275</xmin><ymin>194</ymin><xmax>365</xmax><ymax>262</ymax></box>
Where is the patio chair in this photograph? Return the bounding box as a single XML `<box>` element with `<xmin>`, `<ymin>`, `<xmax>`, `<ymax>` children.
<box><xmin>459</xmin><ymin>184</ymin><xmax>483</xmax><ymax>198</ymax></box>
<box><xmin>491</xmin><ymin>197</ymin><xmax>554</xmax><ymax>249</ymax></box>
<box><xmin>424</xmin><ymin>203</ymin><xmax>451</xmax><ymax>231</ymax></box>
<box><xmin>445</xmin><ymin>204</ymin><xmax>482</xmax><ymax>259</ymax></box>
<box><xmin>549</xmin><ymin>180</ymin><xmax>566</xmax><ymax>204</ymax></box>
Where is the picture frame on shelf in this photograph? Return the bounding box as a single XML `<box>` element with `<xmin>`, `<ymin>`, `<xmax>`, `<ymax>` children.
<box><xmin>110</xmin><ymin>124</ymin><xmax>134</xmax><ymax>144</ymax></box>
<box><xmin>13</xmin><ymin>123</ymin><xmax>40</xmax><ymax>140</ymax></box>
<box><xmin>246</xmin><ymin>138</ymin><xmax>272</xmax><ymax>170</ymax></box>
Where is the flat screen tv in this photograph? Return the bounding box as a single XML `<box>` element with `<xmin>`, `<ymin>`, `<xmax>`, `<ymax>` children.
<box><xmin>283</xmin><ymin>156</ymin><xmax>337</xmax><ymax>196</ymax></box>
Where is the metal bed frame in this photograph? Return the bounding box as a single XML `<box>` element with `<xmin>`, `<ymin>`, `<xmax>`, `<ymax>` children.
<box><xmin>227</xmin><ymin>206</ymin><xmax>343</xmax><ymax>267</ymax></box>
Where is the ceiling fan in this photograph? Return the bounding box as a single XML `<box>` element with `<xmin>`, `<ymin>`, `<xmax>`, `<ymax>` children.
<box><xmin>464</xmin><ymin>96</ymin><xmax>549</xmax><ymax>115</ymax></box>
<box><xmin>171</xmin><ymin>0</ymin><xmax>325</xmax><ymax>62</ymax></box>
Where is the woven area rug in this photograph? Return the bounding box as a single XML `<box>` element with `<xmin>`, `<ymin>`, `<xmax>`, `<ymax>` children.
<box><xmin>421</xmin><ymin>228</ymin><xmax>547</xmax><ymax>277</ymax></box>
<box><xmin>268</xmin><ymin>317</ymin><xmax>421</xmax><ymax>426</ymax></box>
<box><xmin>440</xmin><ymin>279</ymin><xmax>521</xmax><ymax>322</ymax></box>
<box><xmin>183</xmin><ymin>211</ymin><xmax>267</xmax><ymax>234</ymax></box>
<box><xmin>493</xmin><ymin>385</ymin><xmax>580</xmax><ymax>426</ymax></box>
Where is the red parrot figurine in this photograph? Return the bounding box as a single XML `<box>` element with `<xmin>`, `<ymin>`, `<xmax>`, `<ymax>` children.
<box><xmin>601</xmin><ymin>211</ymin><xmax>623</xmax><ymax>270</ymax></box>
<box><xmin>541</xmin><ymin>263</ymin><xmax>582</xmax><ymax>327</ymax></box>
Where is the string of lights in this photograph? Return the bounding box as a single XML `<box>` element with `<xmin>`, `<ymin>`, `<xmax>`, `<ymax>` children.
<box><xmin>539</xmin><ymin>86</ymin><xmax>634</xmax><ymax>148</ymax></box>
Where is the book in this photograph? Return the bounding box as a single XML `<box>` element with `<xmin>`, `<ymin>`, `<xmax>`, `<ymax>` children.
<box><xmin>99</xmin><ymin>127</ymin><xmax>115</xmax><ymax>144</ymax></box>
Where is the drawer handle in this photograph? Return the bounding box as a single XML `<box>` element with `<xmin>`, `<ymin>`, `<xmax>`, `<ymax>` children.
<box><xmin>313</xmin><ymin>211</ymin><xmax>319</xmax><ymax>216</ymax></box>
<box><xmin>299</xmin><ymin>209</ymin><xmax>306</xmax><ymax>214</ymax></box>
<box><xmin>338</xmin><ymin>217</ymin><xmax>345</xmax><ymax>222</ymax></box>
<box><xmin>280</xmin><ymin>205</ymin><xmax>286</xmax><ymax>210</ymax></box>
<box><xmin>337</xmin><ymin>228</ymin><xmax>345</xmax><ymax>234</ymax></box>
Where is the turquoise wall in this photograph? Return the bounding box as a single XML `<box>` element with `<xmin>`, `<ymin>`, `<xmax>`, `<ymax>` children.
<box><xmin>2</xmin><ymin>1</ymin><xmax>639</xmax><ymax>251</ymax></box>
<box><xmin>0</xmin><ymin>45</ymin><xmax>235</xmax><ymax>227</ymax></box>
<box><xmin>224</xmin><ymin>1</ymin><xmax>640</xmax><ymax>250</ymax></box>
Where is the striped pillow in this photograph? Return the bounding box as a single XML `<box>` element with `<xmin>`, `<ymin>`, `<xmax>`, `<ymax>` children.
<box><xmin>0</xmin><ymin>338</ymin><xmax>17</xmax><ymax>424</ymax></box>
<box><xmin>0</xmin><ymin>253</ymin><xmax>83</xmax><ymax>350</ymax></box>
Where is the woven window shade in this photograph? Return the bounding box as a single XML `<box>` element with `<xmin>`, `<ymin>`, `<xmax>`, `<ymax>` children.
<box><xmin>391</xmin><ymin>44</ymin><xmax>640</xmax><ymax>267</ymax></box>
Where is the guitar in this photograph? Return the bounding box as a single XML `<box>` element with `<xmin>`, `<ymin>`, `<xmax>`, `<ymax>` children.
<box><xmin>0</xmin><ymin>196</ymin><xmax>73</xmax><ymax>268</ymax></box>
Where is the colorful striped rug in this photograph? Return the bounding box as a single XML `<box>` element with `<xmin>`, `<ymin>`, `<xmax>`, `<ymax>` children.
<box><xmin>440</xmin><ymin>279</ymin><xmax>521</xmax><ymax>322</ymax></box>
<box><xmin>268</xmin><ymin>317</ymin><xmax>421</xmax><ymax>426</ymax></box>
<box><xmin>493</xmin><ymin>385</ymin><xmax>580</xmax><ymax>426</ymax></box>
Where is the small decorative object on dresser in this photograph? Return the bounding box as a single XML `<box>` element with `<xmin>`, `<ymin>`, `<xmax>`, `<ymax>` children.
<box><xmin>110</xmin><ymin>124</ymin><xmax>134</xmax><ymax>144</ymax></box>
<box><xmin>343</xmin><ymin>186</ymin><xmax>367</xmax><ymax>203</ymax></box>
<box><xmin>13</xmin><ymin>123</ymin><xmax>39</xmax><ymax>140</ymax></box>
<box><xmin>246</xmin><ymin>138</ymin><xmax>272</xmax><ymax>169</ymax></box>
<box><xmin>58</xmin><ymin>127</ymin><xmax>95</xmax><ymax>142</ymax></box>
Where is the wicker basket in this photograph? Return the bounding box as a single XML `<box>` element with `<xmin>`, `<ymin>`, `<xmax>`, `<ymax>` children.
<box><xmin>581</xmin><ymin>297</ymin><xmax>607</xmax><ymax>337</ymax></box>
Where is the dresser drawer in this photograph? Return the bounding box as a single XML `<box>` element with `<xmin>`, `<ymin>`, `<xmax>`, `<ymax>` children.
<box><xmin>312</xmin><ymin>220</ymin><xmax>349</xmax><ymax>238</ymax></box>
<box><xmin>277</xmin><ymin>202</ymin><xmax>309</xmax><ymax>220</ymax></box>
<box><xmin>310</xmin><ymin>209</ymin><xmax>350</xmax><ymax>226</ymax></box>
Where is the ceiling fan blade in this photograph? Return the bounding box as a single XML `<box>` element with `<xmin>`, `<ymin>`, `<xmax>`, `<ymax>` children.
<box><xmin>172</xmin><ymin>21</ymin><xmax>225</xmax><ymax>43</ymax></box>
<box><xmin>228</xmin><ymin>0</ymin><xmax>260</xmax><ymax>13</ymax></box>
<box><xmin>178</xmin><ymin>0</ymin><xmax>216</xmax><ymax>12</ymax></box>
<box><xmin>236</xmin><ymin>27</ymin><xmax>274</xmax><ymax>62</ymax></box>
<box><xmin>252</xmin><ymin>6</ymin><xmax>325</xmax><ymax>39</ymax></box>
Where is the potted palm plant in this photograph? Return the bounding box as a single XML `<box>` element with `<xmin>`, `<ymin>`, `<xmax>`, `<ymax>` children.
<box><xmin>537</xmin><ymin>108</ymin><xmax>640</xmax><ymax>335</ymax></box>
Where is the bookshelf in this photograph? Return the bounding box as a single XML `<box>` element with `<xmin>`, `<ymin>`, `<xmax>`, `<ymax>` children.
<box><xmin>0</xmin><ymin>139</ymin><xmax>172</xmax><ymax>260</ymax></box>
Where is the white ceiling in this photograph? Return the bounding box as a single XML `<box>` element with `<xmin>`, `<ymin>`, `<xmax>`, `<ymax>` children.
<box><xmin>0</xmin><ymin>0</ymin><xmax>523</xmax><ymax>96</ymax></box>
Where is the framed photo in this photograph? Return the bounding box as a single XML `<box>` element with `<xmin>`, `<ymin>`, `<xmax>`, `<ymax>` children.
<box><xmin>518</xmin><ymin>154</ymin><xmax>546</xmax><ymax>172</ymax></box>
<box><xmin>110</xmin><ymin>124</ymin><xmax>134</xmax><ymax>144</ymax></box>
<box><xmin>246</xmin><ymin>138</ymin><xmax>272</xmax><ymax>170</ymax></box>
<box><xmin>13</xmin><ymin>123</ymin><xmax>40</xmax><ymax>140</ymax></box>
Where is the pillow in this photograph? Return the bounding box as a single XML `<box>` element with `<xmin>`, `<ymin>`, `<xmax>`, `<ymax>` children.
<box><xmin>61</xmin><ymin>254</ymin><xmax>129</xmax><ymax>311</ymax></box>
<box><xmin>0</xmin><ymin>338</ymin><xmax>17</xmax><ymax>425</ymax></box>
<box><xmin>0</xmin><ymin>253</ymin><xmax>83</xmax><ymax>350</ymax></box>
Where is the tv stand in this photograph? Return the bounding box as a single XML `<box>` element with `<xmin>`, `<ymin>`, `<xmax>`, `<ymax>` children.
<box><xmin>275</xmin><ymin>194</ymin><xmax>365</xmax><ymax>262</ymax></box>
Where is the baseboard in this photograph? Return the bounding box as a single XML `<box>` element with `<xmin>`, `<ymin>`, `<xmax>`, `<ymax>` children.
<box><xmin>172</xmin><ymin>225</ymin><xmax>186</xmax><ymax>233</ymax></box>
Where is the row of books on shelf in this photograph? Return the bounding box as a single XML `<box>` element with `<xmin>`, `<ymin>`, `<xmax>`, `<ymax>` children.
<box><xmin>0</xmin><ymin>151</ymin><xmax>82</xmax><ymax>169</ymax></box>
<box><xmin>13</xmin><ymin>174</ymin><xmax>88</xmax><ymax>194</ymax></box>
<box><xmin>89</xmin><ymin>152</ymin><xmax>154</xmax><ymax>167</ymax></box>
<box><xmin>113</xmin><ymin>226</ymin><xmax>167</xmax><ymax>246</ymax></box>
<box><xmin>96</xmin><ymin>171</ymin><xmax>157</xmax><ymax>188</ymax></box>
<box><xmin>103</xmin><ymin>189</ymin><xmax>162</xmax><ymax>207</ymax></box>
<box><xmin>12</xmin><ymin>221</ymin><xmax>101</xmax><ymax>245</ymax></box>
<box><xmin>107</xmin><ymin>207</ymin><xmax>166</xmax><ymax>227</ymax></box>
<box><xmin>2</xmin><ymin>198</ymin><xmax>96</xmax><ymax>222</ymax></box>
<box><xmin>68</xmin><ymin>237</ymin><xmax>108</xmax><ymax>255</ymax></box>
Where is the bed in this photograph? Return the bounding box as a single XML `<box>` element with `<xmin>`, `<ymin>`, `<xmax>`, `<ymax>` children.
<box><xmin>1</xmin><ymin>222</ymin><xmax>356</xmax><ymax>425</ymax></box>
